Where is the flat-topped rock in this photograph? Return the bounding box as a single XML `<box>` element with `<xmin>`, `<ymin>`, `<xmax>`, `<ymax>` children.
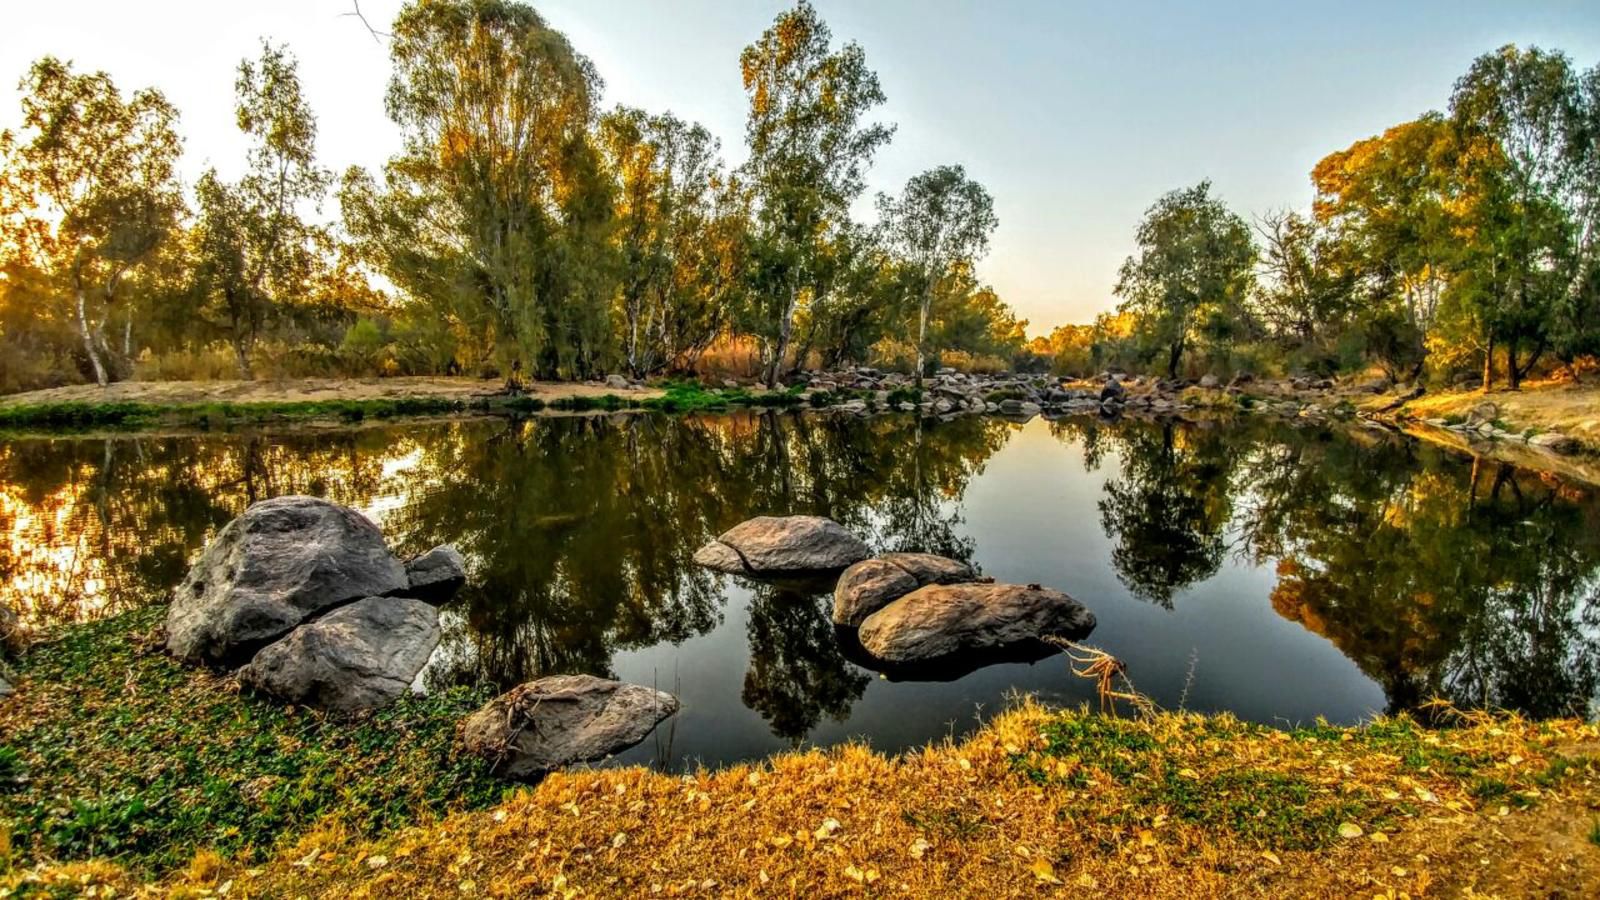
<box><xmin>167</xmin><ymin>496</ymin><xmax>408</xmax><ymax>665</ymax></box>
<box><xmin>459</xmin><ymin>674</ymin><xmax>679</xmax><ymax>781</ymax></box>
<box><xmin>693</xmin><ymin>515</ymin><xmax>871</xmax><ymax>577</ymax></box>
<box><xmin>857</xmin><ymin>582</ymin><xmax>1095</xmax><ymax>664</ymax></box>
<box><xmin>832</xmin><ymin>552</ymin><xmax>978</xmax><ymax>626</ymax></box>
<box><xmin>240</xmin><ymin>596</ymin><xmax>440</xmax><ymax>713</ymax></box>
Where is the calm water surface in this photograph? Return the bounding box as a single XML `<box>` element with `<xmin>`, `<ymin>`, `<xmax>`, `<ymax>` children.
<box><xmin>3</xmin><ymin>412</ymin><xmax>1597</xmax><ymax>768</ymax></box>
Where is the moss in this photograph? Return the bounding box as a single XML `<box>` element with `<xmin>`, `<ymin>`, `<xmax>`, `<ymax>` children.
<box><xmin>0</xmin><ymin>606</ymin><xmax>506</xmax><ymax>876</ymax></box>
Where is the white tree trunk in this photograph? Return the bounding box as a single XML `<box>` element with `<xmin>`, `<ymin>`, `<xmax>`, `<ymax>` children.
<box><xmin>75</xmin><ymin>287</ymin><xmax>109</xmax><ymax>387</ymax></box>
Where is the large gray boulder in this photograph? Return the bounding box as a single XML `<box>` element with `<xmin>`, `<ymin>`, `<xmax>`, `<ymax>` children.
<box><xmin>402</xmin><ymin>544</ymin><xmax>467</xmax><ymax>604</ymax></box>
<box><xmin>693</xmin><ymin>516</ymin><xmax>871</xmax><ymax>577</ymax></box>
<box><xmin>832</xmin><ymin>553</ymin><xmax>978</xmax><ymax>626</ymax></box>
<box><xmin>166</xmin><ymin>496</ymin><xmax>407</xmax><ymax>665</ymax></box>
<box><xmin>857</xmin><ymin>582</ymin><xmax>1095</xmax><ymax>664</ymax></box>
<box><xmin>459</xmin><ymin>674</ymin><xmax>679</xmax><ymax>780</ymax></box>
<box><xmin>239</xmin><ymin>596</ymin><xmax>440</xmax><ymax>713</ymax></box>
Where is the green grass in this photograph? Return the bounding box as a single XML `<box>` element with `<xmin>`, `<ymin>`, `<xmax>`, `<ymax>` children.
<box><xmin>0</xmin><ymin>397</ymin><xmax>477</xmax><ymax>431</ymax></box>
<box><xmin>0</xmin><ymin>606</ymin><xmax>506</xmax><ymax>875</ymax></box>
<box><xmin>1589</xmin><ymin>818</ymin><xmax>1600</xmax><ymax>848</ymax></box>
<box><xmin>1007</xmin><ymin>714</ymin><xmax>1527</xmax><ymax>852</ymax></box>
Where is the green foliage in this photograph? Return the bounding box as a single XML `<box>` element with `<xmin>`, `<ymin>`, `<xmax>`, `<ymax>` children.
<box><xmin>1114</xmin><ymin>181</ymin><xmax>1257</xmax><ymax>379</ymax></box>
<box><xmin>0</xmin><ymin>606</ymin><xmax>505</xmax><ymax>873</ymax></box>
<box><xmin>738</xmin><ymin>0</ymin><xmax>894</xmax><ymax>386</ymax></box>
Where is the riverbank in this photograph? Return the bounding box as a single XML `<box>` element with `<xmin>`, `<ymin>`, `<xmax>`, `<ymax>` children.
<box><xmin>2</xmin><ymin>608</ymin><xmax>1597</xmax><ymax>897</ymax></box>
<box><xmin>1362</xmin><ymin>378</ymin><xmax>1600</xmax><ymax>487</ymax></box>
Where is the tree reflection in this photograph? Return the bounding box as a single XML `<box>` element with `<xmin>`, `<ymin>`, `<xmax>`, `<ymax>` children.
<box><xmin>1092</xmin><ymin>420</ymin><xmax>1237</xmax><ymax>608</ymax></box>
<box><xmin>741</xmin><ymin>586</ymin><xmax>869</xmax><ymax>743</ymax></box>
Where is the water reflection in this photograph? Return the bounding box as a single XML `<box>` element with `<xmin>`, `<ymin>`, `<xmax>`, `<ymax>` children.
<box><xmin>1</xmin><ymin>411</ymin><xmax>1597</xmax><ymax>753</ymax></box>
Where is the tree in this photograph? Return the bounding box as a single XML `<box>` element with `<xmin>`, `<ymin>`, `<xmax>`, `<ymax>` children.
<box><xmin>342</xmin><ymin>0</ymin><xmax>616</xmax><ymax>381</ymax></box>
<box><xmin>1252</xmin><ymin>209</ymin><xmax>1358</xmax><ymax>354</ymax></box>
<box><xmin>191</xmin><ymin>42</ymin><xmax>331</xmax><ymax>378</ymax></box>
<box><xmin>1114</xmin><ymin>181</ymin><xmax>1256</xmax><ymax>378</ymax></box>
<box><xmin>1449</xmin><ymin>45</ymin><xmax>1587</xmax><ymax>389</ymax></box>
<box><xmin>1311</xmin><ymin>116</ymin><xmax>1462</xmax><ymax>382</ymax></box>
<box><xmin>739</xmin><ymin>1</ymin><xmax>893</xmax><ymax>387</ymax></box>
<box><xmin>877</xmin><ymin>164</ymin><xmax>998</xmax><ymax>382</ymax></box>
<box><xmin>599</xmin><ymin>107</ymin><xmax>738</xmax><ymax>376</ymax></box>
<box><xmin>0</xmin><ymin>58</ymin><xmax>183</xmax><ymax>385</ymax></box>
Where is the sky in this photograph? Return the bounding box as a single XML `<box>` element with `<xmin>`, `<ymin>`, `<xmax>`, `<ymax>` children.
<box><xmin>4</xmin><ymin>1</ymin><xmax>1598</xmax><ymax>335</ymax></box>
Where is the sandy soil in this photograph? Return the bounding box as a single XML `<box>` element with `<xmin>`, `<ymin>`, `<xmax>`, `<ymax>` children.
<box><xmin>1395</xmin><ymin>377</ymin><xmax>1600</xmax><ymax>447</ymax></box>
<box><xmin>0</xmin><ymin>376</ymin><xmax>663</xmax><ymax>408</ymax></box>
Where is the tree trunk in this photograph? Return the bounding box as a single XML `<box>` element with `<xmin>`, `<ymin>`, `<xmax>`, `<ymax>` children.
<box><xmin>233</xmin><ymin>338</ymin><xmax>254</xmax><ymax>380</ymax></box>
<box><xmin>1507</xmin><ymin>339</ymin><xmax>1521</xmax><ymax>391</ymax></box>
<box><xmin>915</xmin><ymin>291</ymin><xmax>930</xmax><ymax>387</ymax></box>
<box><xmin>1481</xmin><ymin>332</ymin><xmax>1494</xmax><ymax>393</ymax></box>
<box><xmin>766</xmin><ymin>285</ymin><xmax>797</xmax><ymax>389</ymax></box>
<box><xmin>1166</xmin><ymin>339</ymin><xmax>1183</xmax><ymax>380</ymax></box>
<box><xmin>75</xmin><ymin>286</ymin><xmax>109</xmax><ymax>387</ymax></box>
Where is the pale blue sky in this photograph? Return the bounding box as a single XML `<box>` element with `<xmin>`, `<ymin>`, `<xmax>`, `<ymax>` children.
<box><xmin>5</xmin><ymin>1</ymin><xmax>1598</xmax><ymax>332</ymax></box>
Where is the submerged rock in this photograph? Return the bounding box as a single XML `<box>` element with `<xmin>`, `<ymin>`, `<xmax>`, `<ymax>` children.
<box><xmin>240</xmin><ymin>596</ymin><xmax>440</xmax><ymax>713</ymax></box>
<box><xmin>857</xmin><ymin>582</ymin><xmax>1095</xmax><ymax>664</ymax></box>
<box><xmin>693</xmin><ymin>516</ymin><xmax>871</xmax><ymax>577</ymax></box>
<box><xmin>460</xmin><ymin>674</ymin><xmax>679</xmax><ymax>780</ymax></box>
<box><xmin>402</xmin><ymin>544</ymin><xmax>467</xmax><ymax>604</ymax></box>
<box><xmin>832</xmin><ymin>552</ymin><xmax>978</xmax><ymax>626</ymax></box>
<box><xmin>166</xmin><ymin>496</ymin><xmax>407</xmax><ymax>665</ymax></box>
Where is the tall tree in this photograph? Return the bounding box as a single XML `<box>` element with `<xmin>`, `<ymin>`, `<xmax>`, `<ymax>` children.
<box><xmin>877</xmin><ymin>164</ymin><xmax>998</xmax><ymax>382</ymax></box>
<box><xmin>1114</xmin><ymin>181</ymin><xmax>1256</xmax><ymax>379</ymax></box>
<box><xmin>1311</xmin><ymin>116</ymin><xmax>1461</xmax><ymax>381</ymax></box>
<box><xmin>739</xmin><ymin>0</ymin><xmax>893</xmax><ymax>387</ymax></box>
<box><xmin>1252</xmin><ymin>209</ymin><xmax>1358</xmax><ymax>353</ymax></box>
<box><xmin>1450</xmin><ymin>45</ymin><xmax>1587</xmax><ymax>389</ymax></box>
<box><xmin>191</xmin><ymin>41</ymin><xmax>331</xmax><ymax>378</ymax></box>
<box><xmin>341</xmin><ymin>0</ymin><xmax>616</xmax><ymax>381</ymax></box>
<box><xmin>0</xmin><ymin>58</ymin><xmax>183</xmax><ymax>385</ymax></box>
<box><xmin>600</xmin><ymin>107</ymin><xmax>737</xmax><ymax>376</ymax></box>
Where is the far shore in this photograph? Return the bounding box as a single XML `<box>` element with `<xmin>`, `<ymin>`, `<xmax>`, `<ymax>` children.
<box><xmin>0</xmin><ymin>375</ymin><xmax>663</xmax><ymax>409</ymax></box>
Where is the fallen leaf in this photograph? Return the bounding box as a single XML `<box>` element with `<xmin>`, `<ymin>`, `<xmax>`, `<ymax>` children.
<box><xmin>1261</xmin><ymin>851</ymin><xmax>1282</xmax><ymax>866</ymax></box>
<box><xmin>366</xmin><ymin>856</ymin><xmax>389</xmax><ymax>869</ymax></box>
<box><xmin>814</xmin><ymin>818</ymin><xmax>841</xmax><ymax>840</ymax></box>
<box><xmin>1338</xmin><ymin>822</ymin><xmax>1364</xmax><ymax>839</ymax></box>
<box><xmin>910</xmin><ymin>838</ymin><xmax>932</xmax><ymax>860</ymax></box>
<box><xmin>1030</xmin><ymin>856</ymin><xmax>1062</xmax><ymax>885</ymax></box>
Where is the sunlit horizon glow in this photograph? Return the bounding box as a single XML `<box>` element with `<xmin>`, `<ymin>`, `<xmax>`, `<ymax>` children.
<box><xmin>3</xmin><ymin>1</ymin><xmax>1596</xmax><ymax>336</ymax></box>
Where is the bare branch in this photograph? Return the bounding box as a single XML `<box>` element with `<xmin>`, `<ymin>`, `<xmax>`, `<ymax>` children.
<box><xmin>342</xmin><ymin>1</ymin><xmax>389</xmax><ymax>43</ymax></box>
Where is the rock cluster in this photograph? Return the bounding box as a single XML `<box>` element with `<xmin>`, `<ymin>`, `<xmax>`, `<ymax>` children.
<box><xmin>1416</xmin><ymin>400</ymin><xmax>1585</xmax><ymax>455</ymax></box>
<box><xmin>791</xmin><ymin>367</ymin><xmax>1345</xmax><ymax>422</ymax></box>
<box><xmin>165</xmin><ymin>496</ymin><xmax>466</xmax><ymax>712</ymax></box>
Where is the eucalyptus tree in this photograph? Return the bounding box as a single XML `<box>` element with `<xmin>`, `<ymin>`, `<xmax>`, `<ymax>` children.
<box><xmin>877</xmin><ymin>164</ymin><xmax>998</xmax><ymax>382</ymax></box>
<box><xmin>0</xmin><ymin>57</ymin><xmax>183</xmax><ymax>385</ymax></box>
<box><xmin>1449</xmin><ymin>45</ymin><xmax>1588</xmax><ymax>389</ymax></box>
<box><xmin>739</xmin><ymin>1</ymin><xmax>893</xmax><ymax>387</ymax></box>
<box><xmin>1114</xmin><ymin>181</ymin><xmax>1256</xmax><ymax>379</ymax></box>
<box><xmin>341</xmin><ymin>0</ymin><xmax>616</xmax><ymax>381</ymax></box>
<box><xmin>191</xmin><ymin>41</ymin><xmax>331</xmax><ymax>378</ymax></box>
<box><xmin>600</xmin><ymin>107</ymin><xmax>733</xmax><ymax>376</ymax></box>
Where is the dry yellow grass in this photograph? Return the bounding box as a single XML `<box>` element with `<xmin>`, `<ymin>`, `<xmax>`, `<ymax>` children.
<box><xmin>14</xmin><ymin>700</ymin><xmax>1596</xmax><ymax>899</ymax></box>
<box><xmin>1396</xmin><ymin>378</ymin><xmax>1600</xmax><ymax>448</ymax></box>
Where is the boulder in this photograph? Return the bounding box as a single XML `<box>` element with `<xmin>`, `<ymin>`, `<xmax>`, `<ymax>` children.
<box><xmin>857</xmin><ymin>582</ymin><xmax>1095</xmax><ymax>664</ymax></box>
<box><xmin>167</xmin><ymin>496</ymin><xmax>408</xmax><ymax>665</ymax></box>
<box><xmin>1100</xmin><ymin>380</ymin><xmax>1126</xmax><ymax>403</ymax></box>
<box><xmin>240</xmin><ymin>596</ymin><xmax>440</xmax><ymax>713</ymax></box>
<box><xmin>460</xmin><ymin>674</ymin><xmax>679</xmax><ymax>780</ymax></box>
<box><xmin>1199</xmin><ymin>374</ymin><xmax>1220</xmax><ymax>388</ymax></box>
<box><xmin>1530</xmin><ymin>431</ymin><xmax>1582</xmax><ymax>455</ymax></box>
<box><xmin>1465</xmin><ymin>401</ymin><xmax>1500</xmax><ymax>427</ymax></box>
<box><xmin>693</xmin><ymin>516</ymin><xmax>871</xmax><ymax>577</ymax></box>
<box><xmin>604</xmin><ymin>374</ymin><xmax>630</xmax><ymax>390</ymax></box>
<box><xmin>403</xmin><ymin>545</ymin><xmax>467</xmax><ymax>604</ymax></box>
<box><xmin>832</xmin><ymin>552</ymin><xmax>978</xmax><ymax>626</ymax></box>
